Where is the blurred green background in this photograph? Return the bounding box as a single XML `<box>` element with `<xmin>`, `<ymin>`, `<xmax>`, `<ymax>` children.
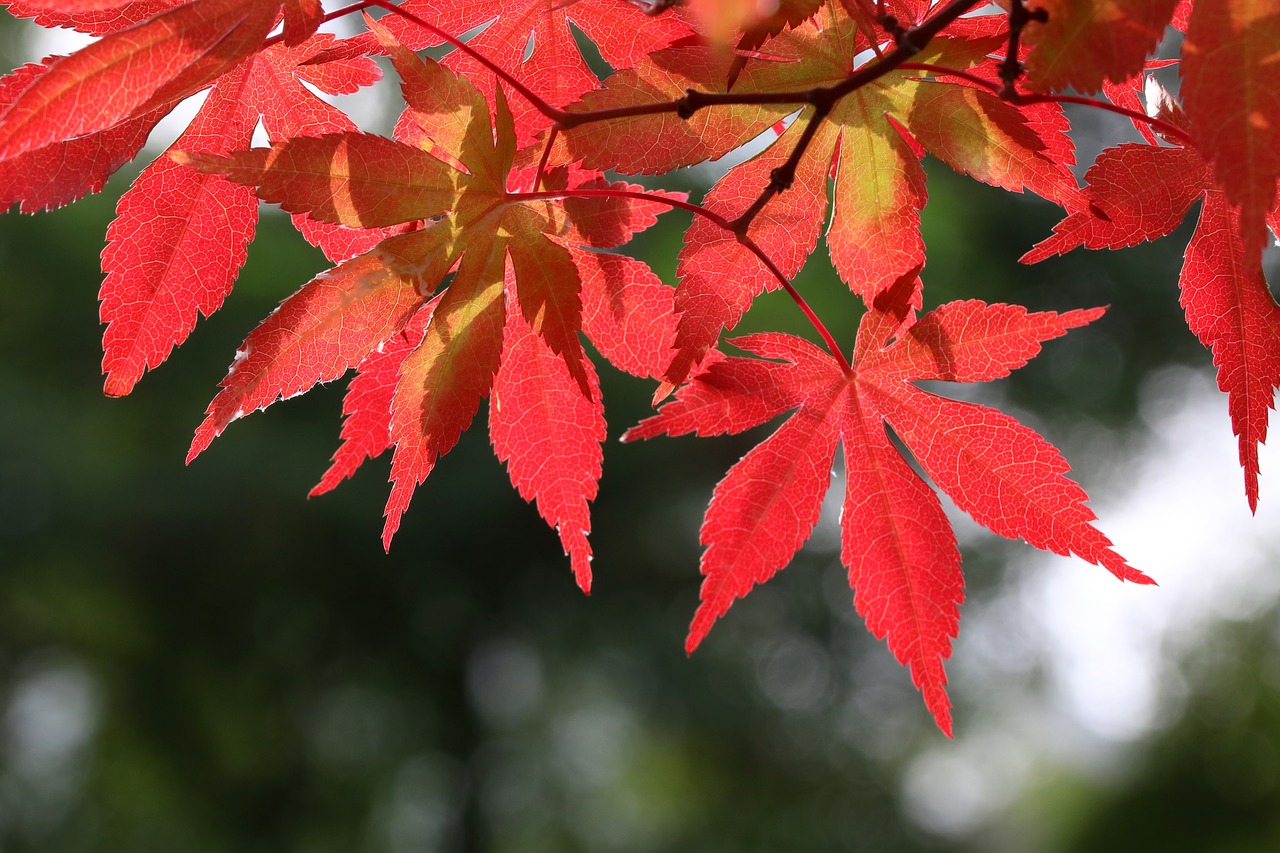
<box><xmin>4</xmin><ymin>12</ymin><xmax>1280</xmax><ymax>853</ymax></box>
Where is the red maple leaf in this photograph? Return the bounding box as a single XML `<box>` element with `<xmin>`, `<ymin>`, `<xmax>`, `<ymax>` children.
<box><xmin>1</xmin><ymin>0</ymin><xmax>1219</xmax><ymax>740</ymax></box>
<box><xmin>1024</xmin><ymin>81</ymin><xmax>1280</xmax><ymax>511</ymax></box>
<box><xmin>376</xmin><ymin>0</ymin><xmax>692</xmax><ymax>144</ymax></box>
<box><xmin>1017</xmin><ymin>0</ymin><xmax>1183</xmax><ymax>94</ymax></box>
<box><xmin>571</xmin><ymin>4</ymin><xmax>1082</xmax><ymax>383</ymax></box>
<box><xmin>626</xmin><ymin>297</ymin><xmax>1152</xmax><ymax>734</ymax></box>
<box><xmin>1181</xmin><ymin>0</ymin><xmax>1280</xmax><ymax>262</ymax></box>
<box><xmin>0</xmin><ymin>58</ymin><xmax>164</xmax><ymax>213</ymax></box>
<box><xmin>96</xmin><ymin>33</ymin><xmax>383</xmax><ymax>397</ymax></box>
<box><xmin>0</xmin><ymin>0</ymin><xmax>284</xmax><ymax>162</ymax></box>
<box><xmin>1</xmin><ymin>0</ymin><xmax>187</xmax><ymax>36</ymax></box>
<box><xmin>176</xmin><ymin>30</ymin><xmax>681</xmax><ymax>588</ymax></box>
<box><xmin>15</xmin><ymin>0</ymin><xmax>327</xmax><ymax>43</ymax></box>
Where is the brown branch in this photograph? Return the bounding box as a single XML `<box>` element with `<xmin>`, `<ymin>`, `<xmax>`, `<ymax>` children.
<box><xmin>725</xmin><ymin>0</ymin><xmax>985</xmax><ymax>232</ymax></box>
<box><xmin>998</xmin><ymin>1</ymin><xmax>1049</xmax><ymax>96</ymax></box>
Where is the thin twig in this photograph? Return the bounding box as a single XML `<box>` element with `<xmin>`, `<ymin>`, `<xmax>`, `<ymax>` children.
<box><xmin>532</xmin><ymin>127</ymin><xmax>558</xmax><ymax>191</ymax></box>
<box><xmin>519</xmin><ymin>187</ymin><xmax>851</xmax><ymax>373</ymax></box>
<box><xmin>998</xmin><ymin>1</ymin><xmax>1049</xmax><ymax>95</ymax></box>
<box><xmin>898</xmin><ymin>62</ymin><xmax>1194</xmax><ymax>144</ymax></box>
<box><xmin>725</xmin><ymin>0</ymin><xmax>984</xmax><ymax>233</ymax></box>
<box><xmin>262</xmin><ymin>0</ymin><xmax>381</xmax><ymax>48</ymax></box>
<box><xmin>366</xmin><ymin>0</ymin><xmax>570</xmax><ymax>123</ymax></box>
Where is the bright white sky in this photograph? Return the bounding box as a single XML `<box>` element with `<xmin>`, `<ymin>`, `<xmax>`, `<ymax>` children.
<box><xmin>903</xmin><ymin>364</ymin><xmax>1280</xmax><ymax>837</ymax></box>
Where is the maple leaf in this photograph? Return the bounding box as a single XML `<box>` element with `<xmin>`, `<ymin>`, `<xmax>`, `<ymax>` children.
<box><xmin>688</xmin><ymin>0</ymin><xmax>823</xmax><ymax>85</ymax></box>
<box><xmin>376</xmin><ymin>0</ymin><xmax>692</xmax><ymax>145</ymax></box>
<box><xmin>626</xmin><ymin>298</ymin><xmax>1151</xmax><ymax>734</ymax></box>
<box><xmin>97</xmin><ymin>33</ymin><xmax>383</xmax><ymax>397</ymax></box>
<box><xmin>307</xmin><ymin>242</ymin><xmax>675</xmax><ymax>592</ymax></box>
<box><xmin>682</xmin><ymin>0</ymin><xmax>814</xmax><ymax>45</ymax></box>
<box><xmin>559</xmin><ymin>44</ymin><xmax>790</xmax><ymax>175</ymax></box>
<box><xmin>595</xmin><ymin>5</ymin><xmax>1082</xmax><ymax>382</ymax></box>
<box><xmin>0</xmin><ymin>0</ymin><xmax>283</xmax><ymax>162</ymax></box>
<box><xmin>0</xmin><ymin>0</ymin><xmax>1233</xmax><ymax>741</ymax></box>
<box><xmin>488</xmin><ymin>269</ymin><xmax>607</xmax><ymax>592</ymax></box>
<box><xmin>1181</xmin><ymin>0</ymin><xmax>1280</xmax><ymax>262</ymax></box>
<box><xmin>176</xmin><ymin>33</ymin><xmax>680</xmax><ymax>586</ymax></box>
<box><xmin>1016</xmin><ymin>0</ymin><xmax>1183</xmax><ymax>94</ymax></box>
<box><xmin>1</xmin><ymin>0</ymin><xmax>187</xmax><ymax>35</ymax></box>
<box><xmin>719</xmin><ymin>10</ymin><xmax>1079</xmax><ymax>297</ymax></box>
<box><xmin>0</xmin><ymin>59</ymin><xmax>164</xmax><ymax>213</ymax></box>
<box><xmin>1023</xmin><ymin>84</ymin><xmax>1280</xmax><ymax>511</ymax></box>
<box><xmin>281</xmin><ymin>0</ymin><xmax>324</xmax><ymax>45</ymax></box>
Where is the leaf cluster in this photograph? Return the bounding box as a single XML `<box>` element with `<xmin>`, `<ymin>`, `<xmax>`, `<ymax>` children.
<box><xmin>1</xmin><ymin>0</ymin><xmax>1276</xmax><ymax>735</ymax></box>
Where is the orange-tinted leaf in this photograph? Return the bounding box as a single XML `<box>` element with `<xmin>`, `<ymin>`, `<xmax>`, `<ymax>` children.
<box><xmin>683</xmin><ymin>0</ymin><xmax>809</xmax><ymax>45</ymax></box>
<box><xmin>243</xmin><ymin>34</ymin><xmax>388</xmax><ymax>262</ymax></box>
<box><xmin>505</xmin><ymin>209</ymin><xmax>589</xmax><ymax>395</ymax></box>
<box><xmin>367</xmin><ymin>13</ymin><xmax>488</xmax><ymax>171</ymax></box>
<box><xmin>826</xmin><ymin>98</ymin><xmax>928</xmax><ymax>301</ymax></box>
<box><xmin>0</xmin><ymin>0</ymin><xmax>279</xmax><ymax>161</ymax></box>
<box><xmin>1022</xmin><ymin>0</ymin><xmax>1183</xmax><ymax>94</ymax></box>
<box><xmin>175</xmin><ymin>132</ymin><xmax>460</xmax><ymax>228</ymax></box>
<box><xmin>686</xmin><ymin>12</ymin><xmax>1021</xmax><ymax>304</ymax></box>
<box><xmin>310</xmin><ymin>298</ymin><xmax>440</xmax><ymax>497</ymax></box>
<box><xmin>384</xmin><ymin>240</ymin><xmax>507</xmax><ymax>549</ymax></box>
<box><xmin>906</xmin><ymin>81</ymin><xmax>1082</xmax><ymax>209</ymax></box>
<box><xmin>187</xmin><ymin>227</ymin><xmax>453</xmax><ymax>462</ymax></box>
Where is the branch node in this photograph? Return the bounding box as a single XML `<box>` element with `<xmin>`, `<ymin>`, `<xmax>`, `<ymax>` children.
<box><xmin>879</xmin><ymin>13</ymin><xmax>906</xmax><ymax>41</ymax></box>
<box><xmin>880</xmin><ymin>13</ymin><xmax>926</xmax><ymax>55</ymax></box>
<box><xmin>627</xmin><ymin>0</ymin><xmax>681</xmax><ymax>15</ymax></box>
<box><xmin>677</xmin><ymin>89</ymin><xmax>700</xmax><ymax>120</ymax></box>
<box><xmin>768</xmin><ymin>165</ymin><xmax>794</xmax><ymax>192</ymax></box>
<box><xmin>999</xmin><ymin>1</ymin><xmax>1047</xmax><ymax>94</ymax></box>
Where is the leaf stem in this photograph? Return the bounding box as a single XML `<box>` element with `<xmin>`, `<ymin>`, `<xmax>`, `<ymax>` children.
<box><xmin>260</xmin><ymin>0</ymin><xmax>379</xmax><ymax>48</ymax></box>
<box><xmin>556</xmin><ymin>0</ymin><xmax>983</xmax><ymax>136</ymax></box>
<box><xmin>998</xmin><ymin>1</ymin><xmax>1049</xmax><ymax>95</ymax></box>
<box><xmin>364</xmin><ymin>0</ymin><xmax>570</xmax><ymax>123</ymax></box>
<box><xmin>532</xmin><ymin>127</ymin><xmax>557</xmax><ymax>191</ymax></box>
<box><xmin>721</xmin><ymin>0</ymin><xmax>984</xmax><ymax>232</ymax></box>
<box><xmin>518</xmin><ymin>187</ymin><xmax>852</xmax><ymax>373</ymax></box>
<box><xmin>898</xmin><ymin>62</ymin><xmax>1194</xmax><ymax>144</ymax></box>
<box><xmin>1018</xmin><ymin>93</ymin><xmax>1193</xmax><ymax>144</ymax></box>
